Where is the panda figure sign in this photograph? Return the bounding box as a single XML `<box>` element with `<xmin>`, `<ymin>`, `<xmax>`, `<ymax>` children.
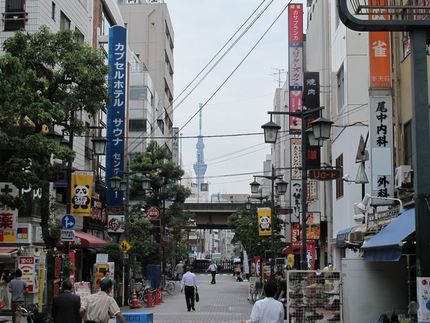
<box><xmin>70</xmin><ymin>171</ymin><xmax>94</xmax><ymax>216</ymax></box>
<box><xmin>72</xmin><ymin>184</ymin><xmax>91</xmax><ymax>209</ymax></box>
<box><xmin>257</xmin><ymin>207</ymin><xmax>272</xmax><ymax>237</ymax></box>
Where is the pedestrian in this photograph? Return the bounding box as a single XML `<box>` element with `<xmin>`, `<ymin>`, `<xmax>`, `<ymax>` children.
<box><xmin>52</xmin><ymin>280</ymin><xmax>82</xmax><ymax>323</ymax></box>
<box><xmin>8</xmin><ymin>269</ymin><xmax>27</xmax><ymax>323</ymax></box>
<box><xmin>0</xmin><ymin>271</ymin><xmax>10</xmax><ymax>309</ymax></box>
<box><xmin>81</xmin><ymin>278</ymin><xmax>126</xmax><ymax>323</ymax></box>
<box><xmin>241</xmin><ymin>280</ymin><xmax>284</xmax><ymax>323</ymax></box>
<box><xmin>273</xmin><ymin>271</ymin><xmax>286</xmax><ymax>301</ymax></box>
<box><xmin>180</xmin><ymin>266</ymin><xmax>198</xmax><ymax>312</ymax></box>
<box><xmin>175</xmin><ymin>260</ymin><xmax>184</xmax><ymax>280</ymax></box>
<box><xmin>206</xmin><ymin>260</ymin><xmax>217</xmax><ymax>284</ymax></box>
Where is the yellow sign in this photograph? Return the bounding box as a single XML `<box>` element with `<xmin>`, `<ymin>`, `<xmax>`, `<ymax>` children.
<box><xmin>258</xmin><ymin>207</ymin><xmax>272</xmax><ymax>236</ymax></box>
<box><xmin>71</xmin><ymin>171</ymin><xmax>94</xmax><ymax>216</ymax></box>
<box><xmin>119</xmin><ymin>239</ymin><xmax>132</xmax><ymax>253</ymax></box>
<box><xmin>287</xmin><ymin>254</ymin><xmax>295</xmax><ymax>269</ymax></box>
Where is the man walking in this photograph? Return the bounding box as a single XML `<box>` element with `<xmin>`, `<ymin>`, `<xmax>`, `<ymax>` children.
<box><xmin>180</xmin><ymin>266</ymin><xmax>198</xmax><ymax>312</ymax></box>
<box><xmin>8</xmin><ymin>269</ymin><xmax>27</xmax><ymax>323</ymax></box>
<box><xmin>53</xmin><ymin>280</ymin><xmax>82</xmax><ymax>323</ymax></box>
<box><xmin>81</xmin><ymin>279</ymin><xmax>126</xmax><ymax>323</ymax></box>
<box><xmin>206</xmin><ymin>261</ymin><xmax>218</xmax><ymax>284</ymax></box>
<box><xmin>241</xmin><ymin>280</ymin><xmax>284</xmax><ymax>323</ymax></box>
<box><xmin>175</xmin><ymin>260</ymin><xmax>184</xmax><ymax>280</ymax></box>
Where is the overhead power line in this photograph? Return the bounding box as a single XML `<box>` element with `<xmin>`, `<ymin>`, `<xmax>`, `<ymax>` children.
<box><xmin>179</xmin><ymin>0</ymin><xmax>293</xmax><ymax>132</ymax></box>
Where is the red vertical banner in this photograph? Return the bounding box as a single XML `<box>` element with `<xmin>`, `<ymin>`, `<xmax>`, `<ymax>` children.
<box><xmin>288</xmin><ymin>4</ymin><xmax>303</xmax><ymax>44</ymax></box>
<box><xmin>306</xmin><ymin>241</ymin><xmax>316</xmax><ymax>270</ymax></box>
<box><xmin>288</xmin><ymin>4</ymin><xmax>303</xmax><ymax>133</ymax></box>
<box><xmin>254</xmin><ymin>256</ymin><xmax>260</xmax><ymax>278</ymax></box>
<box><xmin>291</xmin><ymin>223</ymin><xmax>300</xmax><ymax>249</ymax></box>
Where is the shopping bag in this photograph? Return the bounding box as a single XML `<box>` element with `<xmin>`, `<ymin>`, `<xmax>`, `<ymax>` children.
<box><xmin>195</xmin><ymin>291</ymin><xmax>200</xmax><ymax>302</ymax></box>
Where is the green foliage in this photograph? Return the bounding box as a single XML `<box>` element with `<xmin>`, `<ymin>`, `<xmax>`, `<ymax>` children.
<box><xmin>228</xmin><ymin>206</ymin><xmax>285</xmax><ymax>260</ymax></box>
<box><xmin>0</xmin><ymin>26</ymin><xmax>108</xmax><ymax>244</ymax></box>
<box><xmin>128</xmin><ymin>141</ymin><xmax>193</xmax><ymax>265</ymax></box>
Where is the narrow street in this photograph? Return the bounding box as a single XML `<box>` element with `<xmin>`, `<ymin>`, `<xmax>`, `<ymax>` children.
<box><xmin>121</xmin><ymin>274</ymin><xmax>253</xmax><ymax>323</ymax></box>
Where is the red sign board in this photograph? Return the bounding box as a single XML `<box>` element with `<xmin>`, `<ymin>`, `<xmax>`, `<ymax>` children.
<box><xmin>309</xmin><ymin>169</ymin><xmax>342</xmax><ymax>181</ymax></box>
<box><xmin>147</xmin><ymin>207</ymin><xmax>159</xmax><ymax>220</ymax></box>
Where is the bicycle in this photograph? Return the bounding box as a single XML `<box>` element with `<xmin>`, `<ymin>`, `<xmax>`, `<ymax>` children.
<box><xmin>161</xmin><ymin>274</ymin><xmax>178</xmax><ymax>295</ymax></box>
<box><xmin>128</xmin><ymin>280</ymin><xmax>156</xmax><ymax>305</ymax></box>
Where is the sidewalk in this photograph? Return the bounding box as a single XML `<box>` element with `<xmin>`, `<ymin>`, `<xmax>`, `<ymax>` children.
<box><xmin>119</xmin><ymin>273</ymin><xmax>253</xmax><ymax>323</ymax></box>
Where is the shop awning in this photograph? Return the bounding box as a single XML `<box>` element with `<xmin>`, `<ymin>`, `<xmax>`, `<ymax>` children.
<box><xmin>336</xmin><ymin>226</ymin><xmax>354</xmax><ymax>248</ymax></box>
<box><xmin>0</xmin><ymin>247</ymin><xmax>18</xmax><ymax>258</ymax></box>
<box><xmin>361</xmin><ymin>208</ymin><xmax>415</xmax><ymax>262</ymax></box>
<box><xmin>73</xmin><ymin>231</ymin><xmax>108</xmax><ymax>248</ymax></box>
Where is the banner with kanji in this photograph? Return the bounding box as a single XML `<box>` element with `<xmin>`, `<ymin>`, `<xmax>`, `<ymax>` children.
<box><xmin>71</xmin><ymin>171</ymin><xmax>93</xmax><ymax>216</ymax></box>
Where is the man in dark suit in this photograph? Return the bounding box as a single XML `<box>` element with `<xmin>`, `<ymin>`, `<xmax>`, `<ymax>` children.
<box><xmin>53</xmin><ymin>280</ymin><xmax>82</xmax><ymax>323</ymax></box>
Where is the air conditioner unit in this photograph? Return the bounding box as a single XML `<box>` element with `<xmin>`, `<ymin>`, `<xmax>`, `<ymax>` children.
<box><xmin>346</xmin><ymin>231</ymin><xmax>365</xmax><ymax>246</ymax></box>
<box><xmin>395</xmin><ymin>165</ymin><xmax>413</xmax><ymax>189</ymax></box>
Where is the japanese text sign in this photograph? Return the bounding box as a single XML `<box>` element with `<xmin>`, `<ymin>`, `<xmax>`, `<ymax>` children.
<box><xmin>369</xmin><ymin>0</ymin><xmax>391</xmax><ymax>89</ymax></box>
<box><xmin>106</xmin><ymin>25</ymin><xmax>127</xmax><ymax>207</ymax></box>
<box><xmin>369</xmin><ymin>96</ymin><xmax>394</xmax><ymax>197</ymax></box>
<box><xmin>288</xmin><ymin>4</ymin><xmax>303</xmax><ymax>133</ymax></box>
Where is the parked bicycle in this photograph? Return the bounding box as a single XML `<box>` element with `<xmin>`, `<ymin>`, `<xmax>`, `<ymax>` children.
<box><xmin>20</xmin><ymin>303</ymin><xmax>49</xmax><ymax>323</ymax></box>
<box><xmin>161</xmin><ymin>275</ymin><xmax>178</xmax><ymax>295</ymax></box>
<box><xmin>128</xmin><ymin>280</ymin><xmax>156</xmax><ymax>305</ymax></box>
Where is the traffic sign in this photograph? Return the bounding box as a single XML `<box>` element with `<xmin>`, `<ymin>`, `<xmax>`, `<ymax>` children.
<box><xmin>147</xmin><ymin>207</ymin><xmax>160</xmax><ymax>220</ymax></box>
<box><xmin>60</xmin><ymin>229</ymin><xmax>75</xmax><ymax>242</ymax></box>
<box><xmin>119</xmin><ymin>239</ymin><xmax>132</xmax><ymax>254</ymax></box>
<box><xmin>309</xmin><ymin>169</ymin><xmax>342</xmax><ymax>181</ymax></box>
<box><xmin>61</xmin><ymin>214</ymin><xmax>75</xmax><ymax>229</ymax></box>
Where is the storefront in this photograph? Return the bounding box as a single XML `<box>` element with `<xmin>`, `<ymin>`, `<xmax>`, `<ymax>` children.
<box><xmin>336</xmin><ymin>207</ymin><xmax>416</xmax><ymax>322</ymax></box>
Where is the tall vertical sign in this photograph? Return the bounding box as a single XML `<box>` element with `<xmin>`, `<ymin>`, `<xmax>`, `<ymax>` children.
<box><xmin>368</xmin><ymin>1</ymin><xmax>393</xmax><ymax>198</ymax></box>
<box><xmin>369</xmin><ymin>0</ymin><xmax>391</xmax><ymax>89</ymax></box>
<box><xmin>369</xmin><ymin>96</ymin><xmax>394</xmax><ymax>197</ymax></box>
<box><xmin>288</xmin><ymin>4</ymin><xmax>304</xmax><ymax>133</ymax></box>
<box><xmin>106</xmin><ymin>26</ymin><xmax>127</xmax><ymax>207</ymax></box>
<box><xmin>303</xmin><ymin>72</ymin><xmax>321</xmax><ymax>169</ymax></box>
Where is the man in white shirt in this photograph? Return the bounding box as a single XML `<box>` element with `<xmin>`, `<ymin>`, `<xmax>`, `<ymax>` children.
<box><xmin>241</xmin><ymin>280</ymin><xmax>284</xmax><ymax>323</ymax></box>
<box><xmin>180</xmin><ymin>266</ymin><xmax>198</xmax><ymax>312</ymax></box>
<box><xmin>206</xmin><ymin>261</ymin><xmax>218</xmax><ymax>284</ymax></box>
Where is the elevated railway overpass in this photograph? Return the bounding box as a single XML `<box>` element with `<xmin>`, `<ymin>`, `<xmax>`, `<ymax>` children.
<box><xmin>183</xmin><ymin>202</ymin><xmax>244</xmax><ymax>229</ymax></box>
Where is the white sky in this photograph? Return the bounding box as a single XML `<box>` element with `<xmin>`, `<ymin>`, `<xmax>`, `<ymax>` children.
<box><xmin>165</xmin><ymin>0</ymin><xmax>306</xmax><ymax>195</ymax></box>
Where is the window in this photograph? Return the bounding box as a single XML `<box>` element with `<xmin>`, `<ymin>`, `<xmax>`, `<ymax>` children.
<box><xmin>51</xmin><ymin>2</ymin><xmax>56</xmax><ymax>21</ymax></box>
<box><xmin>404</xmin><ymin>121</ymin><xmax>412</xmax><ymax>166</ymax></box>
<box><xmin>4</xmin><ymin>0</ymin><xmax>26</xmax><ymax>31</ymax></box>
<box><xmin>60</xmin><ymin>11</ymin><xmax>71</xmax><ymax>31</ymax></box>
<box><xmin>157</xmin><ymin>119</ymin><xmax>164</xmax><ymax>134</ymax></box>
<box><xmin>337</xmin><ymin>65</ymin><xmax>345</xmax><ymax>111</ymax></box>
<box><xmin>130</xmin><ymin>86</ymin><xmax>147</xmax><ymax>100</ymax></box>
<box><xmin>336</xmin><ymin>154</ymin><xmax>344</xmax><ymax>199</ymax></box>
<box><xmin>74</xmin><ymin>27</ymin><xmax>84</xmax><ymax>43</ymax></box>
<box><xmin>129</xmin><ymin>119</ymin><xmax>147</xmax><ymax>132</ymax></box>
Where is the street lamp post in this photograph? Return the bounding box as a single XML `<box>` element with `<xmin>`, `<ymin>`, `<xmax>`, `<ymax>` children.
<box><xmin>250</xmin><ymin>166</ymin><xmax>288</xmax><ymax>275</ymax></box>
<box><xmin>262</xmin><ymin>108</ymin><xmax>332</xmax><ymax>270</ymax></box>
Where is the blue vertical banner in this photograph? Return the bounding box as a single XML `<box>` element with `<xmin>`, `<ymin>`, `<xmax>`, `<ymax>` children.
<box><xmin>106</xmin><ymin>25</ymin><xmax>127</xmax><ymax>207</ymax></box>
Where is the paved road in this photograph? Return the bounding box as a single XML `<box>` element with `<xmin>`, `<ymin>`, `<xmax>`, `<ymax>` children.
<box><xmin>121</xmin><ymin>273</ymin><xmax>253</xmax><ymax>323</ymax></box>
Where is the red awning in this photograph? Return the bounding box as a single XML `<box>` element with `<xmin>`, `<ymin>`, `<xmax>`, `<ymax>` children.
<box><xmin>73</xmin><ymin>231</ymin><xmax>108</xmax><ymax>248</ymax></box>
<box><xmin>0</xmin><ymin>247</ymin><xmax>18</xmax><ymax>258</ymax></box>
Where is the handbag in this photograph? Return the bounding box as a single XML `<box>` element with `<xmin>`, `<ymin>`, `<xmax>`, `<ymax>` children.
<box><xmin>195</xmin><ymin>289</ymin><xmax>200</xmax><ymax>302</ymax></box>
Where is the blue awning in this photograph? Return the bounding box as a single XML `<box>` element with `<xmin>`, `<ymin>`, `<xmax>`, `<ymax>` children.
<box><xmin>362</xmin><ymin>208</ymin><xmax>415</xmax><ymax>262</ymax></box>
<box><xmin>336</xmin><ymin>226</ymin><xmax>354</xmax><ymax>248</ymax></box>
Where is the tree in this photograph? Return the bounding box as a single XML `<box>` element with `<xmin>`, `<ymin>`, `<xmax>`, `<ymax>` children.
<box><xmin>129</xmin><ymin>141</ymin><xmax>192</xmax><ymax>266</ymax></box>
<box><xmin>0</xmin><ymin>26</ymin><xmax>108</xmax><ymax>308</ymax></box>
<box><xmin>228</xmin><ymin>205</ymin><xmax>284</xmax><ymax>264</ymax></box>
